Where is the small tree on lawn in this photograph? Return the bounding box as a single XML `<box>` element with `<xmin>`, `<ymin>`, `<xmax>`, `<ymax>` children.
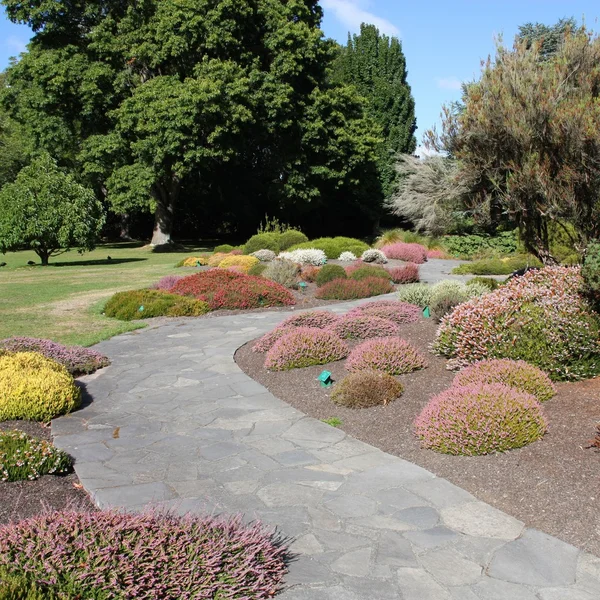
<box><xmin>0</xmin><ymin>154</ymin><xmax>104</xmax><ymax>265</ymax></box>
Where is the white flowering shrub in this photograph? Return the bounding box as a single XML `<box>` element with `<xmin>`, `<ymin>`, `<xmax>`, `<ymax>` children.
<box><xmin>338</xmin><ymin>251</ymin><xmax>357</xmax><ymax>262</ymax></box>
<box><xmin>251</xmin><ymin>249</ymin><xmax>277</xmax><ymax>262</ymax></box>
<box><xmin>361</xmin><ymin>249</ymin><xmax>388</xmax><ymax>264</ymax></box>
<box><xmin>279</xmin><ymin>249</ymin><xmax>327</xmax><ymax>266</ymax></box>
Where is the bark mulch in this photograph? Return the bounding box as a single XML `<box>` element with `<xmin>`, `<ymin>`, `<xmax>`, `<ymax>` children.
<box><xmin>235</xmin><ymin>318</ymin><xmax>600</xmax><ymax>557</ymax></box>
<box><xmin>0</xmin><ymin>420</ymin><xmax>96</xmax><ymax>525</ymax></box>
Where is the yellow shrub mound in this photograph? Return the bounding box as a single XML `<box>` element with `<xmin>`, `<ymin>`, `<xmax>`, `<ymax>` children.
<box><xmin>0</xmin><ymin>352</ymin><xmax>81</xmax><ymax>422</ymax></box>
<box><xmin>181</xmin><ymin>256</ymin><xmax>208</xmax><ymax>267</ymax></box>
<box><xmin>218</xmin><ymin>255</ymin><xmax>260</xmax><ymax>273</ymax></box>
<box><xmin>206</xmin><ymin>252</ymin><xmax>230</xmax><ymax>267</ymax></box>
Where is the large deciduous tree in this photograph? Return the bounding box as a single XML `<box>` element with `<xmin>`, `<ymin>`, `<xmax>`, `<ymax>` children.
<box><xmin>332</xmin><ymin>23</ymin><xmax>417</xmax><ymax>199</ymax></box>
<box><xmin>427</xmin><ymin>28</ymin><xmax>600</xmax><ymax>263</ymax></box>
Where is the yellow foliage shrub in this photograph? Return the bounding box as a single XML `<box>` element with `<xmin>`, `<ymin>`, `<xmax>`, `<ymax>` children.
<box><xmin>181</xmin><ymin>256</ymin><xmax>208</xmax><ymax>267</ymax></box>
<box><xmin>207</xmin><ymin>253</ymin><xmax>229</xmax><ymax>267</ymax></box>
<box><xmin>0</xmin><ymin>352</ymin><xmax>81</xmax><ymax>422</ymax></box>
<box><xmin>218</xmin><ymin>255</ymin><xmax>260</xmax><ymax>273</ymax></box>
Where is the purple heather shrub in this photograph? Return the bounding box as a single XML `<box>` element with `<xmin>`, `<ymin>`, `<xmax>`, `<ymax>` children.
<box><xmin>149</xmin><ymin>274</ymin><xmax>184</xmax><ymax>291</ymax></box>
<box><xmin>0</xmin><ymin>337</ymin><xmax>109</xmax><ymax>376</ymax></box>
<box><xmin>0</xmin><ymin>510</ymin><xmax>288</xmax><ymax>599</ymax></box>
<box><xmin>453</xmin><ymin>359</ymin><xmax>557</xmax><ymax>403</ymax></box>
<box><xmin>414</xmin><ymin>383</ymin><xmax>548</xmax><ymax>456</ymax></box>
<box><xmin>252</xmin><ymin>326</ymin><xmax>297</xmax><ymax>353</ymax></box>
<box><xmin>328</xmin><ymin>315</ymin><xmax>400</xmax><ymax>340</ymax></box>
<box><xmin>346</xmin><ymin>300</ymin><xmax>421</xmax><ymax>325</ymax></box>
<box><xmin>279</xmin><ymin>310</ymin><xmax>340</xmax><ymax>329</ymax></box>
<box><xmin>265</xmin><ymin>327</ymin><xmax>348</xmax><ymax>370</ymax></box>
<box><xmin>380</xmin><ymin>242</ymin><xmax>428</xmax><ymax>264</ymax></box>
<box><xmin>346</xmin><ymin>337</ymin><xmax>427</xmax><ymax>375</ymax></box>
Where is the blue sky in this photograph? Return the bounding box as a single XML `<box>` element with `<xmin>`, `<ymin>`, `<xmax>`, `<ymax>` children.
<box><xmin>1</xmin><ymin>0</ymin><xmax>598</xmax><ymax>151</ymax></box>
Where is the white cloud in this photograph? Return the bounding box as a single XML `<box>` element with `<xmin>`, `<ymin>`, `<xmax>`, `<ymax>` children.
<box><xmin>436</xmin><ymin>77</ymin><xmax>462</xmax><ymax>91</ymax></box>
<box><xmin>321</xmin><ymin>0</ymin><xmax>400</xmax><ymax>36</ymax></box>
<box><xmin>4</xmin><ymin>36</ymin><xmax>27</xmax><ymax>55</ymax></box>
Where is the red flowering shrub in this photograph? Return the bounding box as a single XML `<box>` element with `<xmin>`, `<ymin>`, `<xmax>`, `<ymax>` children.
<box><xmin>414</xmin><ymin>383</ymin><xmax>548</xmax><ymax>455</ymax></box>
<box><xmin>346</xmin><ymin>300</ymin><xmax>421</xmax><ymax>324</ymax></box>
<box><xmin>280</xmin><ymin>310</ymin><xmax>340</xmax><ymax>329</ymax></box>
<box><xmin>300</xmin><ymin>265</ymin><xmax>321</xmax><ymax>282</ymax></box>
<box><xmin>315</xmin><ymin>277</ymin><xmax>393</xmax><ymax>300</ymax></box>
<box><xmin>387</xmin><ymin>263</ymin><xmax>420</xmax><ymax>284</ymax></box>
<box><xmin>346</xmin><ymin>337</ymin><xmax>427</xmax><ymax>375</ymax></box>
<box><xmin>453</xmin><ymin>359</ymin><xmax>556</xmax><ymax>403</ymax></box>
<box><xmin>433</xmin><ymin>266</ymin><xmax>600</xmax><ymax>380</ymax></box>
<box><xmin>265</xmin><ymin>328</ymin><xmax>348</xmax><ymax>370</ymax></box>
<box><xmin>328</xmin><ymin>315</ymin><xmax>400</xmax><ymax>340</ymax></box>
<box><xmin>344</xmin><ymin>260</ymin><xmax>365</xmax><ymax>276</ymax></box>
<box><xmin>0</xmin><ymin>510</ymin><xmax>288</xmax><ymax>599</ymax></box>
<box><xmin>331</xmin><ymin>370</ymin><xmax>404</xmax><ymax>408</ymax></box>
<box><xmin>171</xmin><ymin>270</ymin><xmax>294</xmax><ymax>310</ymax></box>
<box><xmin>381</xmin><ymin>242</ymin><xmax>428</xmax><ymax>264</ymax></box>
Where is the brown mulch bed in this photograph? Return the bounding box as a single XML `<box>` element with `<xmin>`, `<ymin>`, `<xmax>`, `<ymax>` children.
<box><xmin>235</xmin><ymin>318</ymin><xmax>600</xmax><ymax>557</ymax></box>
<box><xmin>0</xmin><ymin>421</ymin><xmax>96</xmax><ymax>525</ymax></box>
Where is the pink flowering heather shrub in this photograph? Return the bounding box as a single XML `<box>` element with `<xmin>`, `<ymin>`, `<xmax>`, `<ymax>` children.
<box><xmin>381</xmin><ymin>242</ymin><xmax>428</xmax><ymax>264</ymax></box>
<box><xmin>414</xmin><ymin>383</ymin><xmax>548</xmax><ymax>455</ymax></box>
<box><xmin>315</xmin><ymin>277</ymin><xmax>393</xmax><ymax>300</ymax></box>
<box><xmin>346</xmin><ymin>300</ymin><xmax>421</xmax><ymax>325</ymax></box>
<box><xmin>453</xmin><ymin>359</ymin><xmax>556</xmax><ymax>403</ymax></box>
<box><xmin>252</xmin><ymin>326</ymin><xmax>297</xmax><ymax>353</ymax></box>
<box><xmin>265</xmin><ymin>328</ymin><xmax>348</xmax><ymax>370</ymax></box>
<box><xmin>279</xmin><ymin>310</ymin><xmax>340</xmax><ymax>329</ymax></box>
<box><xmin>328</xmin><ymin>315</ymin><xmax>400</xmax><ymax>340</ymax></box>
<box><xmin>387</xmin><ymin>263</ymin><xmax>420</xmax><ymax>284</ymax></box>
<box><xmin>427</xmin><ymin>248</ymin><xmax>451</xmax><ymax>259</ymax></box>
<box><xmin>149</xmin><ymin>274</ymin><xmax>184</xmax><ymax>292</ymax></box>
<box><xmin>344</xmin><ymin>260</ymin><xmax>366</xmax><ymax>276</ymax></box>
<box><xmin>433</xmin><ymin>266</ymin><xmax>600</xmax><ymax>380</ymax></box>
<box><xmin>0</xmin><ymin>510</ymin><xmax>288</xmax><ymax>599</ymax></box>
<box><xmin>0</xmin><ymin>337</ymin><xmax>109</xmax><ymax>376</ymax></box>
<box><xmin>346</xmin><ymin>337</ymin><xmax>427</xmax><ymax>375</ymax></box>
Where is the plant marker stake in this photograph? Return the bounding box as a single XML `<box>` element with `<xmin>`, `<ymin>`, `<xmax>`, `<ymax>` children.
<box><xmin>317</xmin><ymin>370</ymin><xmax>333</xmax><ymax>387</ymax></box>
<box><xmin>423</xmin><ymin>306</ymin><xmax>430</xmax><ymax>318</ymax></box>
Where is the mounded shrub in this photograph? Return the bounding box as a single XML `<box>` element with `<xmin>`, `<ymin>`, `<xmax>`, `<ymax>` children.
<box><xmin>300</xmin><ymin>265</ymin><xmax>321</xmax><ymax>282</ymax></box>
<box><xmin>265</xmin><ymin>328</ymin><xmax>348</xmax><ymax>370</ymax></box>
<box><xmin>279</xmin><ymin>230</ymin><xmax>308</xmax><ymax>251</ymax></box>
<box><xmin>214</xmin><ymin>244</ymin><xmax>235</xmax><ymax>253</ymax></box>
<box><xmin>149</xmin><ymin>274</ymin><xmax>184</xmax><ymax>291</ymax></box>
<box><xmin>427</xmin><ymin>249</ymin><xmax>451</xmax><ymax>259</ymax></box>
<box><xmin>433</xmin><ymin>266</ymin><xmax>600</xmax><ymax>380</ymax></box>
<box><xmin>467</xmin><ymin>276</ymin><xmax>499</xmax><ymax>291</ymax></box>
<box><xmin>429</xmin><ymin>288</ymin><xmax>470</xmax><ymax>322</ymax></box>
<box><xmin>338</xmin><ymin>251</ymin><xmax>357</xmax><ymax>262</ymax></box>
<box><xmin>248</xmin><ymin>262</ymin><xmax>268</xmax><ymax>276</ymax></box>
<box><xmin>331</xmin><ymin>370</ymin><xmax>404</xmax><ymax>408</ymax></box>
<box><xmin>346</xmin><ymin>337</ymin><xmax>427</xmax><ymax>375</ymax></box>
<box><xmin>243</xmin><ymin>233</ymin><xmax>281</xmax><ymax>255</ymax></box>
<box><xmin>315</xmin><ymin>264</ymin><xmax>347</xmax><ymax>287</ymax></box>
<box><xmin>176</xmin><ymin>256</ymin><xmax>209</xmax><ymax>267</ymax></box>
<box><xmin>262</xmin><ymin>258</ymin><xmax>300</xmax><ymax>288</ymax></box>
<box><xmin>414</xmin><ymin>383</ymin><xmax>548</xmax><ymax>455</ymax></box>
<box><xmin>0</xmin><ymin>510</ymin><xmax>288</xmax><ymax>599</ymax></box>
<box><xmin>315</xmin><ymin>277</ymin><xmax>393</xmax><ymax>300</ymax></box>
<box><xmin>346</xmin><ymin>300</ymin><xmax>421</xmax><ymax>324</ymax></box>
<box><xmin>251</xmin><ymin>249</ymin><xmax>277</xmax><ymax>262</ymax></box>
<box><xmin>207</xmin><ymin>252</ymin><xmax>230</xmax><ymax>267</ymax></box>
<box><xmin>288</xmin><ymin>237</ymin><xmax>369</xmax><ymax>259</ymax></box>
<box><xmin>104</xmin><ymin>289</ymin><xmax>209</xmax><ymax>321</ymax></box>
<box><xmin>452</xmin><ymin>255</ymin><xmax>542</xmax><ymax>275</ymax></box>
<box><xmin>218</xmin><ymin>255</ymin><xmax>260</xmax><ymax>273</ymax></box>
<box><xmin>0</xmin><ymin>352</ymin><xmax>81</xmax><ymax>422</ymax></box>
<box><xmin>350</xmin><ymin>265</ymin><xmax>391</xmax><ymax>282</ymax></box>
<box><xmin>279</xmin><ymin>310</ymin><xmax>340</xmax><ymax>329</ymax></box>
<box><xmin>252</xmin><ymin>327</ymin><xmax>297</xmax><ymax>353</ymax></box>
<box><xmin>0</xmin><ymin>430</ymin><xmax>72</xmax><ymax>482</ymax></box>
<box><xmin>278</xmin><ymin>248</ymin><xmax>327</xmax><ymax>266</ymax></box>
<box><xmin>328</xmin><ymin>315</ymin><xmax>400</xmax><ymax>340</ymax></box>
<box><xmin>453</xmin><ymin>359</ymin><xmax>556</xmax><ymax>403</ymax></box>
<box><xmin>0</xmin><ymin>338</ymin><xmax>109</xmax><ymax>376</ymax></box>
<box><xmin>171</xmin><ymin>270</ymin><xmax>295</xmax><ymax>310</ymax></box>
<box><xmin>387</xmin><ymin>263</ymin><xmax>420</xmax><ymax>284</ymax></box>
<box><xmin>396</xmin><ymin>283</ymin><xmax>431</xmax><ymax>308</ymax></box>
<box><xmin>361</xmin><ymin>249</ymin><xmax>388</xmax><ymax>264</ymax></box>
<box><xmin>381</xmin><ymin>242</ymin><xmax>428</xmax><ymax>264</ymax></box>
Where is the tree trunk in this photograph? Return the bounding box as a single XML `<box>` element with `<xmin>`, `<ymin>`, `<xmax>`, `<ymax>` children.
<box><xmin>119</xmin><ymin>214</ymin><xmax>133</xmax><ymax>241</ymax></box>
<box><xmin>36</xmin><ymin>249</ymin><xmax>50</xmax><ymax>265</ymax></box>
<box><xmin>150</xmin><ymin>177</ymin><xmax>180</xmax><ymax>246</ymax></box>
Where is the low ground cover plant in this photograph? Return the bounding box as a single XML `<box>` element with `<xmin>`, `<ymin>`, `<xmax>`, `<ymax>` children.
<box><xmin>315</xmin><ymin>277</ymin><xmax>393</xmax><ymax>300</ymax></box>
<box><xmin>427</xmin><ymin>249</ymin><xmax>451</xmax><ymax>259</ymax></box>
<box><xmin>452</xmin><ymin>254</ymin><xmax>541</xmax><ymax>275</ymax></box>
<box><xmin>171</xmin><ymin>270</ymin><xmax>295</xmax><ymax>310</ymax></box>
<box><xmin>466</xmin><ymin>276</ymin><xmax>499</xmax><ymax>290</ymax></box>
<box><xmin>387</xmin><ymin>263</ymin><xmax>419</xmax><ymax>284</ymax></box>
<box><xmin>349</xmin><ymin>265</ymin><xmax>391</xmax><ymax>281</ymax></box>
<box><xmin>346</xmin><ymin>300</ymin><xmax>421</xmax><ymax>324</ymax></box>
<box><xmin>0</xmin><ymin>352</ymin><xmax>81</xmax><ymax>422</ymax></box>
<box><xmin>380</xmin><ymin>242</ymin><xmax>428</xmax><ymax>264</ymax></box>
<box><xmin>149</xmin><ymin>274</ymin><xmax>184</xmax><ymax>292</ymax></box>
<box><xmin>414</xmin><ymin>383</ymin><xmax>547</xmax><ymax>455</ymax></box>
<box><xmin>288</xmin><ymin>237</ymin><xmax>368</xmax><ymax>259</ymax></box>
<box><xmin>176</xmin><ymin>256</ymin><xmax>209</xmax><ymax>267</ymax></box>
<box><xmin>262</xmin><ymin>258</ymin><xmax>300</xmax><ymax>288</ymax></box>
<box><xmin>346</xmin><ymin>337</ymin><xmax>426</xmax><ymax>375</ymax></box>
<box><xmin>361</xmin><ymin>249</ymin><xmax>388</xmax><ymax>264</ymax></box>
<box><xmin>434</xmin><ymin>266</ymin><xmax>600</xmax><ymax>380</ymax></box>
<box><xmin>0</xmin><ymin>510</ymin><xmax>288</xmax><ymax>599</ymax></box>
<box><xmin>0</xmin><ymin>430</ymin><xmax>72</xmax><ymax>482</ymax></box>
<box><xmin>0</xmin><ymin>338</ymin><xmax>109</xmax><ymax>376</ymax></box>
<box><xmin>315</xmin><ymin>264</ymin><xmax>347</xmax><ymax>287</ymax></box>
<box><xmin>453</xmin><ymin>359</ymin><xmax>556</xmax><ymax>403</ymax></box>
<box><xmin>331</xmin><ymin>370</ymin><xmax>403</xmax><ymax>408</ymax></box>
<box><xmin>265</xmin><ymin>328</ymin><xmax>348</xmax><ymax>370</ymax></box>
<box><xmin>278</xmin><ymin>248</ymin><xmax>327</xmax><ymax>266</ymax></box>
<box><xmin>328</xmin><ymin>315</ymin><xmax>400</xmax><ymax>340</ymax></box>
<box><xmin>279</xmin><ymin>310</ymin><xmax>340</xmax><ymax>329</ymax></box>
<box><xmin>396</xmin><ymin>283</ymin><xmax>431</xmax><ymax>308</ymax></box>
<box><xmin>397</xmin><ymin>280</ymin><xmax>488</xmax><ymax>311</ymax></box>
<box><xmin>104</xmin><ymin>289</ymin><xmax>209</xmax><ymax>321</ymax></box>
<box><xmin>218</xmin><ymin>255</ymin><xmax>259</xmax><ymax>273</ymax></box>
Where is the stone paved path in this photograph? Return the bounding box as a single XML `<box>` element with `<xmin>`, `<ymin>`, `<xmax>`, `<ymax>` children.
<box><xmin>53</xmin><ymin>295</ymin><xmax>600</xmax><ymax>599</ymax></box>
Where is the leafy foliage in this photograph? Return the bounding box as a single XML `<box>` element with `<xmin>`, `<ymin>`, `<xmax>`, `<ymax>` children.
<box><xmin>331</xmin><ymin>370</ymin><xmax>403</xmax><ymax>408</ymax></box>
<box><xmin>346</xmin><ymin>337</ymin><xmax>426</xmax><ymax>375</ymax></box>
<box><xmin>443</xmin><ymin>232</ymin><xmax>518</xmax><ymax>259</ymax></box>
<box><xmin>582</xmin><ymin>240</ymin><xmax>600</xmax><ymax>297</ymax></box>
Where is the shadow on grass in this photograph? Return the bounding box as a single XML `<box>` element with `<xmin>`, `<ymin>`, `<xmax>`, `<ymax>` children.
<box><xmin>51</xmin><ymin>258</ymin><xmax>148</xmax><ymax>267</ymax></box>
<box><xmin>100</xmin><ymin>241</ymin><xmax>147</xmax><ymax>250</ymax></box>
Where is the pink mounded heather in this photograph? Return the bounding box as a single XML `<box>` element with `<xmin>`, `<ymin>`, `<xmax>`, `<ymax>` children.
<box><xmin>387</xmin><ymin>263</ymin><xmax>419</xmax><ymax>284</ymax></box>
<box><xmin>414</xmin><ymin>383</ymin><xmax>548</xmax><ymax>456</ymax></box>
<box><xmin>328</xmin><ymin>315</ymin><xmax>400</xmax><ymax>340</ymax></box>
<box><xmin>427</xmin><ymin>249</ymin><xmax>450</xmax><ymax>259</ymax></box>
<box><xmin>265</xmin><ymin>327</ymin><xmax>348</xmax><ymax>370</ymax></box>
<box><xmin>380</xmin><ymin>242</ymin><xmax>428</xmax><ymax>264</ymax></box>
<box><xmin>346</xmin><ymin>300</ymin><xmax>421</xmax><ymax>324</ymax></box>
<box><xmin>453</xmin><ymin>359</ymin><xmax>556</xmax><ymax>403</ymax></box>
<box><xmin>252</xmin><ymin>326</ymin><xmax>297</xmax><ymax>353</ymax></box>
<box><xmin>150</xmin><ymin>274</ymin><xmax>184</xmax><ymax>291</ymax></box>
<box><xmin>279</xmin><ymin>310</ymin><xmax>340</xmax><ymax>329</ymax></box>
<box><xmin>0</xmin><ymin>509</ymin><xmax>288</xmax><ymax>599</ymax></box>
<box><xmin>346</xmin><ymin>337</ymin><xmax>426</xmax><ymax>375</ymax></box>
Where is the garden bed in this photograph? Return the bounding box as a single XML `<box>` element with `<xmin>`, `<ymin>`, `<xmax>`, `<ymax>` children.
<box><xmin>235</xmin><ymin>317</ymin><xmax>600</xmax><ymax>556</ymax></box>
<box><xmin>0</xmin><ymin>420</ymin><xmax>95</xmax><ymax>524</ymax></box>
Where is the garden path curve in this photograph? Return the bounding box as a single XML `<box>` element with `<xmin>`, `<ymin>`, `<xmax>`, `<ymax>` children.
<box><xmin>53</xmin><ymin>271</ymin><xmax>600</xmax><ymax>599</ymax></box>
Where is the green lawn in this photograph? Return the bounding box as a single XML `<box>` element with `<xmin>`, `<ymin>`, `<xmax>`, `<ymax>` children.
<box><xmin>0</xmin><ymin>243</ymin><xmax>211</xmax><ymax>346</ymax></box>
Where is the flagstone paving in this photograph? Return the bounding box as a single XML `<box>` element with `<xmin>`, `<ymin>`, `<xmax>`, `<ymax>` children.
<box><xmin>53</xmin><ymin>293</ymin><xmax>600</xmax><ymax>599</ymax></box>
